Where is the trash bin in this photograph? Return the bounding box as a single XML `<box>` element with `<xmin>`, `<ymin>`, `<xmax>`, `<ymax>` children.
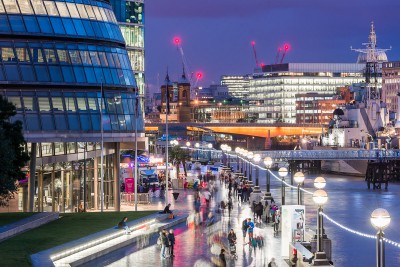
<box><xmin>172</xmin><ymin>192</ymin><xmax>180</xmax><ymax>201</ymax></box>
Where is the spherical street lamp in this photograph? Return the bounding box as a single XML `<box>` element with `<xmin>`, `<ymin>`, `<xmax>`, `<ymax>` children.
<box><xmin>313</xmin><ymin>189</ymin><xmax>328</xmax><ymax>258</ymax></box>
<box><xmin>207</xmin><ymin>143</ymin><xmax>213</xmax><ymax>149</ymax></box>
<box><xmin>186</xmin><ymin>141</ymin><xmax>191</xmax><ymax>147</ymax></box>
<box><xmin>278</xmin><ymin>167</ymin><xmax>288</xmax><ymax>205</ymax></box>
<box><xmin>264</xmin><ymin>157</ymin><xmax>273</xmax><ymax>192</ymax></box>
<box><xmin>294</xmin><ymin>171</ymin><xmax>305</xmax><ymax>205</ymax></box>
<box><xmin>195</xmin><ymin>143</ymin><xmax>200</xmax><ymax>148</ymax></box>
<box><xmin>314</xmin><ymin>176</ymin><xmax>326</xmax><ymax>189</ymax></box>
<box><xmin>253</xmin><ymin>154</ymin><xmax>261</xmax><ymax>186</ymax></box>
<box><xmin>371</xmin><ymin>208</ymin><xmax>391</xmax><ymax>267</ymax></box>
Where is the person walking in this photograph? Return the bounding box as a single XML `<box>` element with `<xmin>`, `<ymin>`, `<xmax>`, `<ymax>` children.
<box><xmin>255</xmin><ymin>202</ymin><xmax>264</xmax><ymax>224</ymax></box>
<box><xmin>273</xmin><ymin>210</ymin><xmax>280</xmax><ymax>234</ymax></box>
<box><xmin>168</xmin><ymin>229</ymin><xmax>176</xmax><ymax>257</ymax></box>
<box><xmin>160</xmin><ymin>229</ymin><xmax>169</xmax><ymax>259</ymax></box>
<box><xmin>241</xmin><ymin>218</ymin><xmax>248</xmax><ymax>240</ymax></box>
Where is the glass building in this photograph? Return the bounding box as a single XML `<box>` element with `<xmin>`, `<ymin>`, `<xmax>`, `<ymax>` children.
<box><xmin>0</xmin><ymin>0</ymin><xmax>143</xmax><ymax>212</ymax></box>
<box><xmin>109</xmin><ymin>0</ymin><xmax>144</xmax><ymax>97</ymax></box>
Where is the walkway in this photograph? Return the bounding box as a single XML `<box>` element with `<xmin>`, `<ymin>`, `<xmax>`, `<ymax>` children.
<box><xmin>83</xmin><ymin>182</ymin><xmax>288</xmax><ymax>267</ymax></box>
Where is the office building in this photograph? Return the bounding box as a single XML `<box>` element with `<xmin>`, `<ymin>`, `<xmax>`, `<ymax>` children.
<box><xmin>382</xmin><ymin>61</ymin><xmax>400</xmax><ymax>114</ymax></box>
<box><xmin>220</xmin><ymin>75</ymin><xmax>250</xmax><ymax>99</ymax></box>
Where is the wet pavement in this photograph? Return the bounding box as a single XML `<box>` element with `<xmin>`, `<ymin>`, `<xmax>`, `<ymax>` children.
<box><xmin>85</xmin><ymin>165</ymin><xmax>400</xmax><ymax>267</ymax></box>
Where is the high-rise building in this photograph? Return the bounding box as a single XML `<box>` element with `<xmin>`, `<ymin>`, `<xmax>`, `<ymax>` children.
<box><xmin>110</xmin><ymin>0</ymin><xmax>144</xmax><ymax>96</ymax></box>
<box><xmin>220</xmin><ymin>75</ymin><xmax>250</xmax><ymax>99</ymax></box>
<box><xmin>382</xmin><ymin>61</ymin><xmax>400</xmax><ymax>114</ymax></box>
<box><xmin>0</xmin><ymin>0</ymin><xmax>143</xmax><ymax>212</ymax></box>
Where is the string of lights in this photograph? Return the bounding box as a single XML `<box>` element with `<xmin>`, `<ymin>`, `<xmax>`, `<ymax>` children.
<box><xmin>232</xmin><ymin>152</ymin><xmax>400</xmax><ymax>248</ymax></box>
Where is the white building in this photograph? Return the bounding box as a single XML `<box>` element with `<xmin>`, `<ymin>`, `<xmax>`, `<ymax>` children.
<box><xmin>221</xmin><ymin>75</ymin><xmax>250</xmax><ymax>99</ymax></box>
<box><xmin>248</xmin><ymin>63</ymin><xmax>367</xmax><ymax>123</ymax></box>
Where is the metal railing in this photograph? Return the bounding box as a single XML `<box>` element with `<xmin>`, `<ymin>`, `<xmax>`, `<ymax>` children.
<box><xmin>120</xmin><ymin>193</ymin><xmax>150</xmax><ymax>205</ymax></box>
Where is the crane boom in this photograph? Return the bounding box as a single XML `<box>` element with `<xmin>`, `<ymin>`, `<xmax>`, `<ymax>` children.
<box><xmin>251</xmin><ymin>41</ymin><xmax>259</xmax><ymax>67</ymax></box>
<box><xmin>280</xmin><ymin>44</ymin><xmax>290</xmax><ymax>64</ymax></box>
<box><xmin>275</xmin><ymin>47</ymin><xmax>282</xmax><ymax>64</ymax></box>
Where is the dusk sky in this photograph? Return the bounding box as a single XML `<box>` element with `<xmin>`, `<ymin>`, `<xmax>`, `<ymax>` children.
<box><xmin>145</xmin><ymin>0</ymin><xmax>400</xmax><ymax>92</ymax></box>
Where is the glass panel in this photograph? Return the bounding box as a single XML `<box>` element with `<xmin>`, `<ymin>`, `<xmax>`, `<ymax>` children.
<box><xmin>15</xmin><ymin>47</ymin><xmax>31</xmax><ymax>62</ymax></box>
<box><xmin>125</xmin><ymin>114</ymin><xmax>133</xmax><ymax>130</ymax></box>
<box><xmin>65</xmin><ymin>97</ymin><xmax>76</xmax><ymax>111</ymax></box>
<box><xmin>90</xmin><ymin>114</ymin><xmax>100</xmax><ymax>131</ymax></box>
<box><xmin>110</xmin><ymin>115</ymin><xmax>119</xmax><ymax>131</ymax></box>
<box><xmin>62</xmin><ymin>18</ymin><xmax>76</xmax><ymax>35</ymax></box>
<box><xmin>0</xmin><ymin>1</ymin><xmax>4</xmax><ymax>12</ymax></box>
<box><xmin>54</xmin><ymin>114</ymin><xmax>67</xmax><ymax>130</ymax></box>
<box><xmin>57</xmin><ymin>49</ymin><xmax>70</xmax><ymax>64</ymax></box>
<box><xmin>20</xmin><ymin>65</ymin><xmax>36</xmax><ymax>81</ymax></box>
<box><xmin>118</xmin><ymin>115</ymin><xmax>126</xmax><ymax>130</ymax></box>
<box><xmin>41</xmin><ymin>114</ymin><xmax>54</xmax><ymax>130</ymax></box>
<box><xmin>97</xmin><ymin>52</ymin><xmax>108</xmax><ymax>67</ymax></box>
<box><xmin>73</xmin><ymin>66</ymin><xmax>86</xmax><ymax>82</ymax></box>
<box><xmin>2</xmin><ymin>47</ymin><xmax>16</xmax><ymax>62</ymax></box>
<box><xmin>87</xmin><ymin>97</ymin><xmax>97</xmax><ymax>110</ymax></box>
<box><xmin>91</xmin><ymin>21</ymin><xmax>102</xmax><ymax>37</ymax></box>
<box><xmin>112</xmin><ymin>53</ymin><xmax>121</xmax><ymax>68</ymax></box>
<box><xmin>99</xmin><ymin>8</ymin><xmax>107</xmax><ymax>22</ymax></box>
<box><xmin>54</xmin><ymin>142</ymin><xmax>64</xmax><ymax>155</ymax></box>
<box><xmin>82</xmin><ymin>20</ymin><xmax>94</xmax><ymax>36</ymax></box>
<box><xmin>92</xmin><ymin>6</ymin><xmax>102</xmax><ymax>20</ymax></box>
<box><xmin>102</xmin><ymin>114</ymin><xmax>111</xmax><ymax>131</ymax></box>
<box><xmin>79</xmin><ymin>50</ymin><xmax>91</xmax><ymax>65</ymax></box>
<box><xmin>0</xmin><ymin>15</ymin><xmax>10</xmax><ymax>32</ymax></box>
<box><xmin>44</xmin><ymin>1</ymin><xmax>59</xmax><ymax>16</ymax></box>
<box><xmin>38</xmin><ymin>97</ymin><xmax>51</xmax><ymax>111</ymax></box>
<box><xmin>7</xmin><ymin>96</ymin><xmax>22</xmax><ymax>109</ymax></box>
<box><xmin>72</xmin><ymin>19</ymin><xmax>85</xmax><ymax>36</ymax></box>
<box><xmin>76</xmin><ymin>97</ymin><xmax>87</xmax><ymax>110</ymax></box>
<box><xmin>18</xmin><ymin>0</ymin><xmax>33</xmax><ymax>14</ymax></box>
<box><xmin>26</xmin><ymin>114</ymin><xmax>40</xmax><ymax>130</ymax></box>
<box><xmin>69</xmin><ymin>50</ymin><xmax>81</xmax><ymax>64</ymax></box>
<box><xmin>76</xmin><ymin>3</ymin><xmax>88</xmax><ymax>19</ymax></box>
<box><xmin>4</xmin><ymin>0</ymin><xmax>20</xmax><ymax>13</ymax></box>
<box><xmin>61</xmin><ymin>66</ymin><xmax>75</xmax><ymax>82</ymax></box>
<box><xmin>50</xmin><ymin>17</ymin><xmax>66</xmax><ymax>35</ymax></box>
<box><xmin>93</xmin><ymin>67</ymin><xmax>103</xmax><ymax>82</ymax></box>
<box><xmin>9</xmin><ymin>16</ymin><xmax>26</xmax><ymax>32</ymax></box>
<box><xmin>34</xmin><ymin>65</ymin><xmax>50</xmax><ymax>81</ymax></box>
<box><xmin>55</xmin><ymin>2</ymin><xmax>69</xmax><ymax>16</ymax></box>
<box><xmin>4</xmin><ymin>65</ymin><xmax>19</xmax><ymax>80</ymax></box>
<box><xmin>84</xmin><ymin>4</ymin><xmax>95</xmax><ymax>19</ymax></box>
<box><xmin>23</xmin><ymin>16</ymin><xmax>40</xmax><ymax>33</ymax></box>
<box><xmin>37</xmin><ymin>17</ymin><xmax>53</xmax><ymax>33</ymax></box>
<box><xmin>66</xmin><ymin>3</ymin><xmax>79</xmax><ymax>18</ymax></box>
<box><xmin>67</xmin><ymin>114</ymin><xmax>80</xmax><ymax>130</ymax></box>
<box><xmin>84</xmin><ymin>67</ymin><xmax>96</xmax><ymax>83</ymax></box>
<box><xmin>89</xmin><ymin>51</ymin><xmax>100</xmax><ymax>66</ymax></box>
<box><xmin>105</xmin><ymin>52</ymin><xmax>114</xmax><ymax>67</ymax></box>
<box><xmin>30</xmin><ymin>47</ymin><xmax>45</xmax><ymax>63</ymax></box>
<box><xmin>80</xmin><ymin>114</ymin><xmax>90</xmax><ymax>130</ymax></box>
<box><xmin>23</xmin><ymin>96</ymin><xmax>37</xmax><ymax>111</ymax></box>
<box><xmin>52</xmin><ymin>97</ymin><xmax>64</xmax><ymax>111</ymax></box>
<box><xmin>31</xmin><ymin>0</ymin><xmax>46</xmax><ymax>15</ymax></box>
<box><xmin>44</xmin><ymin>48</ymin><xmax>57</xmax><ymax>63</ymax></box>
<box><xmin>48</xmin><ymin>66</ymin><xmax>63</xmax><ymax>82</ymax></box>
<box><xmin>101</xmin><ymin>68</ymin><xmax>112</xmax><ymax>84</ymax></box>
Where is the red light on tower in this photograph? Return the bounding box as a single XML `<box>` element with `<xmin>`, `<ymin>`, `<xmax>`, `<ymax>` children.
<box><xmin>173</xmin><ymin>37</ymin><xmax>181</xmax><ymax>46</ymax></box>
<box><xmin>284</xmin><ymin>43</ymin><xmax>290</xmax><ymax>51</ymax></box>
<box><xmin>196</xmin><ymin>72</ymin><xmax>203</xmax><ymax>79</ymax></box>
<box><xmin>251</xmin><ymin>41</ymin><xmax>256</xmax><ymax>45</ymax></box>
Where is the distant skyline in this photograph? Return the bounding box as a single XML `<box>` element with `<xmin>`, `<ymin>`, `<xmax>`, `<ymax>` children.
<box><xmin>145</xmin><ymin>0</ymin><xmax>400</xmax><ymax>92</ymax></box>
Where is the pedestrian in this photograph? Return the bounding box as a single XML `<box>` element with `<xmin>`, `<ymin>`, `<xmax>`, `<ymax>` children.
<box><xmin>219</xmin><ymin>249</ymin><xmax>227</xmax><ymax>267</ymax></box>
<box><xmin>255</xmin><ymin>202</ymin><xmax>264</xmax><ymax>223</ymax></box>
<box><xmin>227</xmin><ymin>198</ymin><xmax>233</xmax><ymax>217</ymax></box>
<box><xmin>162</xmin><ymin>229</ymin><xmax>170</xmax><ymax>258</ymax></box>
<box><xmin>241</xmin><ymin>218</ymin><xmax>248</xmax><ymax>240</ymax></box>
<box><xmin>228</xmin><ymin>229</ymin><xmax>237</xmax><ymax>245</ymax></box>
<box><xmin>246</xmin><ymin>218</ymin><xmax>255</xmax><ymax>243</ymax></box>
<box><xmin>268</xmin><ymin>257</ymin><xmax>278</xmax><ymax>267</ymax></box>
<box><xmin>238</xmin><ymin>186</ymin><xmax>243</xmax><ymax>202</ymax></box>
<box><xmin>273</xmin><ymin>210</ymin><xmax>280</xmax><ymax>234</ymax></box>
<box><xmin>159</xmin><ymin>231</ymin><xmax>168</xmax><ymax>259</ymax></box>
<box><xmin>117</xmin><ymin>217</ymin><xmax>131</xmax><ymax>235</ymax></box>
<box><xmin>233</xmin><ymin>180</ymin><xmax>238</xmax><ymax>196</ymax></box>
<box><xmin>168</xmin><ymin>229</ymin><xmax>175</xmax><ymax>257</ymax></box>
<box><xmin>264</xmin><ymin>200</ymin><xmax>271</xmax><ymax>223</ymax></box>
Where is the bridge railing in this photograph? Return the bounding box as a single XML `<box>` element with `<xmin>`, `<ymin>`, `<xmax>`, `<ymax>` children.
<box><xmin>257</xmin><ymin>149</ymin><xmax>400</xmax><ymax>160</ymax></box>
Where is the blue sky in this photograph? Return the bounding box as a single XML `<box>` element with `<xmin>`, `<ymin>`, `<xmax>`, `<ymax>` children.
<box><xmin>145</xmin><ymin>0</ymin><xmax>400</xmax><ymax>91</ymax></box>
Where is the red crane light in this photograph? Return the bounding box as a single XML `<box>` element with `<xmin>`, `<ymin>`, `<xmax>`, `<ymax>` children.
<box><xmin>251</xmin><ymin>41</ymin><xmax>256</xmax><ymax>46</ymax></box>
<box><xmin>284</xmin><ymin>43</ymin><xmax>290</xmax><ymax>51</ymax></box>
<box><xmin>173</xmin><ymin>37</ymin><xmax>181</xmax><ymax>45</ymax></box>
<box><xmin>196</xmin><ymin>72</ymin><xmax>203</xmax><ymax>79</ymax></box>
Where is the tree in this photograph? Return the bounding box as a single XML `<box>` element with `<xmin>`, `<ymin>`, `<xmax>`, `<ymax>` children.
<box><xmin>0</xmin><ymin>96</ymin><xmax>30</xmax><ymax>206</ymax></box>
<box><xmin>169</xmin><ymin>146</ymin><xmax>191</xmax><ymax>178</ymax></box>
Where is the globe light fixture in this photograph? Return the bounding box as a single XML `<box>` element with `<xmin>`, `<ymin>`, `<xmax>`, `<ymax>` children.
<box><xmin>263</xmin><ymin>157</ymin><xmax>273</xmax><ymax>192</ymax></box>
<box><xmin>294</xmin><ymin>171</ymin><xmax>305</xmax><ymax>205</ymax></box>
<box><xmin>207</xmin><ymin>143</ymin><xmax>213</xmax><ymax>149</ymax></box>
<box><xmin>371</xmin><ymin>208</ymin><xmax>390</xmax><ymax>267</ymax></box>
<box><xmin>312</xmin><ymin>189</ymin><xmax>330</xmax><ymax>265</ymax></box>
<box><xmin>278</xmin><ymin>167</ymin><xmax>288</xmax><ymax>205</ymax></box>
<box><xmin>314</xmin><ymin>176</ymin><xmax>326</xmax><ymax>189</ymax></box>
<box><xmin>186</xmin><ymin>141</ymin><xmax>191</xmax><ymax>147</ymax></box>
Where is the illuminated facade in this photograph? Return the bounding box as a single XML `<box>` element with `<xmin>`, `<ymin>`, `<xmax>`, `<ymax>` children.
<box><xmin>110</xmin><ymin>0</ymin><xmax>144</xmax><ymax>96</ymax></box>
<box><xmin>0</xmin><ymin>0</ymin><xmax>143</xmax><ymax>212</ymax></box>
<box><xmin>382</xmin><ymin>61</ymin><xmax>400</xmax><ymax>114</ymax></box>
<box><xmin>220</xmin><ymin>75</ymin><xmax>250</xmax><ymax>99</ymax></box>
<box><xmin>248</xmin><ymin>63</ymin><xmax>367</xmax><ymax>123</ymax></box>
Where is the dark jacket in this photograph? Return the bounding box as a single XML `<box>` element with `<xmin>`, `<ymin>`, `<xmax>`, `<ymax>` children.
<box><xmin>168</xmin><ymin>233</ymin><xmax>175</xmax><ymax>245</ymax></box>
<box><xmin>219</xmin><ymin>253</ymin><xmax>226</xmax><ymax>267</ymax></box>
<box><xmin>161</xmin><ymin>233</ymin><xmax>169</xmax><ymax>246</ymax></box>
<box><xmin>228</xmin><ymin>232</ymin><xmax>237</xmax><ymax>244</ymax></box>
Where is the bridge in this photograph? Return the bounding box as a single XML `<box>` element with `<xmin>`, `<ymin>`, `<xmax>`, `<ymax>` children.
<box><xmin>145</xmin><ymin>122</ymin><xmax>323</xmax><ymax>138</ymax></box>
<box><xmin>245</xmin><ymin>149</ymin><xmax>400</xmax><ymax>161</ymax></box>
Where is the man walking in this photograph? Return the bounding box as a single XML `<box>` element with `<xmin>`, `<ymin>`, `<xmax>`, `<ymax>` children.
<box><xmin>246</xmin><ymin>218</ymin><xmax>255</xmax><ymax>244</ymax></box>
<box><xmin>241</xmin><ymin>218</ymin><xmax>248</xmax><ymax>241</ymax></box>
<box><xmin>168</xmin><ymin>229</ymin><xmax>176</xmax><ymax>257</ymax></box>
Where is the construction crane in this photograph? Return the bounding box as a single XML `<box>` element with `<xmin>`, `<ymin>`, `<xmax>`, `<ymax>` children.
<box><xmin>280</xmin><ymin>43</ymin><xmax>290</xmax><ymax>64</ymax></box>
<box><xmin>275</xmin><ymin>47</ymin><xmax>282</xmax><ymax>64</ymax></box>
<box><xmin>251</xmin><ymin>41</ymin><xmax>260</xmax><ymax>67</ymax></box>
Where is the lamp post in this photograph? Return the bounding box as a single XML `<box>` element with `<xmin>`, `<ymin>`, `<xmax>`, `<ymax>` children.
<box><xmin>242</xmin><ymin>150</ymin><xmax>248</xmax><ymax>177</ymax></box>
<box><xmin>253</xmin><ymin>154</ymin><xmax>261</xmax><ymax>186</ymax></box>
<box><xmin>195</xmin><ymin>142</ymin><xmax>200</xmax><ymax>160</ymax></box>
<box><xmin>312</xmin><ymin>189</ymin><xmax>330</xmax><ymax>266</ymax></box>
<box><xmin>226</xmin><ymin>146</ymin><xmax>232</xmax><ymax>168</ymax></box>
<box><xmin>235</xmin><ymin>147</ymin><xmax>240</xmax><ymax>171</ymax></box>
<box><xmin>207</xmin><ymin>143</ymin><xmax>213</xmax><ymax>162</ymax></box>
<box><xmin>371</xmin><ymin>208</ymin><xmax>391</xmax><ymax>267</ymax></box>
<box><xmin>294</xmin><ymin>171</ymin><xmax>305</xmax><ymax>205</ymax></box>
<box><xmin>278</xmin><ymin>167</ymin><xmax>288</xmax><ymax>205</ymax></box>
<box><xmin>247</xmin><ymin>152</ymin><xmax>254</xmax><ymax>181</ymax></box>
<box><xmin>314</xmin><ymin>177</ymin><xmax>327</xmax><ymax>239</ymax></box>
<box><xmin>263</xmin><ymin>157</ymin><xmax>273</xmax><ymax>192</ymax></box>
